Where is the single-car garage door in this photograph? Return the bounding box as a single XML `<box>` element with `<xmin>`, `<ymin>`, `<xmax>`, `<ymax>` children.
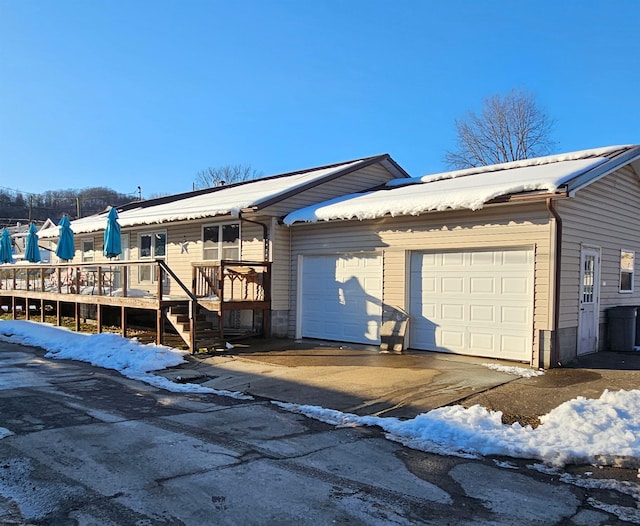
<box><xmin>409</xmin><ymin>248</ymin><xmax>533</xmax><ymax>361</ymax></box>
<box><xmin>299</xmin><ymin>254</ymin><xmax>382</xmax><ymax>344</ymax></box>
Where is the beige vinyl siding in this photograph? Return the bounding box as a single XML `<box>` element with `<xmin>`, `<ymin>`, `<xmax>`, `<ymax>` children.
<box><xmin>263</xmin><ymin>164</ymin><xmax>398</xmax><ymax>217</ymax></box>
<box><xmin>288</xmin><ymin>202</ymin><xmax>552</xmax><ymax>362</ymax></box>
<box><xmin>270</xmin><ymin>219</ymin><xmax>291</xmax><ymax>311</ymax></box>
<box><xmin>557</xmin><ymin>166</ymin><xmax>640</xmax><ymax>329</ymax></box>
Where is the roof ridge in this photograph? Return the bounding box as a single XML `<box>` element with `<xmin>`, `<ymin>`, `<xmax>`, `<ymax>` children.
<box><xmin>118</xmin><ymin>155</ymin><xmax>388</xmax><ymax>212</ymax></box>
<box><xmin>417</xmin><ymin>144</ymin><xmax>636</xmax><ymax>184</ymax></box>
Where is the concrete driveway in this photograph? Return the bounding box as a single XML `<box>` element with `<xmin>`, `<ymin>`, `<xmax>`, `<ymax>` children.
<box><xmin>159</xmin><ymin>339</ymin><xmax>527</xmax><ymax>418</ymax></box>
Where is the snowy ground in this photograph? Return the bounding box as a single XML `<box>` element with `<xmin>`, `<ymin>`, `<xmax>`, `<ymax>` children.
<box><xmin>1</xmin><ymin>320</ymin><xmax>639</xmax><ymax>470</ymax></box>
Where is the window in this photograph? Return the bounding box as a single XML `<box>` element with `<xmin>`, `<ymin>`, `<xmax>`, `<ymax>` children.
<box><xmin>203</xmin><ymin>223</ymin><xmax>240</xmax><ymax>260</ymax></box>
<box><xmin>138</xmin><ymin>231</ymin><xmax>166</xmax><ymax>282</ymax></box>
<box><xmin>620</xmin><ymin>250</ymin><xmax>635</xmax><ymax>293</ymax></box>
<box><xmin>81</xmin><ymin>238</ymin><xmax>94</xmax><ymax>263</ymax></box>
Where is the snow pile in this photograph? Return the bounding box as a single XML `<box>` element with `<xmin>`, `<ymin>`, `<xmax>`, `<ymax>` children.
<box><xmin>3</xmin><ymin>319</ymin><xmax>639</xmax><ymax>468</ymax></box>
<box><xmin>39</xmin><ymin>160</ymin><xmax>365</xmax><ymax>238</ymax></box>
<box><xmin>481</xmin><ymin>363</ymin><xmax>545</xmax><ymax>378</ymax></box>
<box><xmin>0</xmin><ymin>320</ymin><xmax>251</xmax><ymax>399</ymax></box>
<box><xmin>284</xmin><ymin>157</ymin><xmax>604</xmax><ymax>224</ymax></box>
<box><xmin>275</xmin><ymin>389</ymin><xmax>640</xmax><ymax>467</ymax></box>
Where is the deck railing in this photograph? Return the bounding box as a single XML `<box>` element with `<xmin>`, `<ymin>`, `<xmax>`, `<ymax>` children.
<box><xmin>192</xmin><ymin>260</ymin><xmax>271</xmax><ymax>303</ymax></box>
<box><xmin>1</xmin><ymin>259</ymin><xmax>271</xmax><ymax>305</ymax></box>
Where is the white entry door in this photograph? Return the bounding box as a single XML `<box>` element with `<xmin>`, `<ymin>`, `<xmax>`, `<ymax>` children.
<box><xmin>409</xmin><ymin>248</ymin><xmax>534</xmax><ymax>361</ymax></box>
<box><xmin>578</xmin><ymin>248</ymin><xmax>600</xmax><ymax>355</ymax></box>
<box><xmin>298</xmin><ymin>254</ymin><xmax>383</xmax><ymax>344</ymax></box>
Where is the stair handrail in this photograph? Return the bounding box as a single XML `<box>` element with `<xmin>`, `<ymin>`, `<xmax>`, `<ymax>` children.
<box><xmin>157</xmin><ymin>259</ymin><xmax>198</xmax><ymax>351</ymax></box>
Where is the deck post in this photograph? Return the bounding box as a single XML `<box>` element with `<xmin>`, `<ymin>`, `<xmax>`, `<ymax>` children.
<box><xmin>74</xmin><ymin>302</ymin><xmax>80</xmax><ymax>331</ymax></box>
<box><xmin>97</xmin><ymin>304</ymin><xmax>102</xmax><ymax>334</ymax></box>
<box><xmin>156</xmin><ymin>307</ymin><xmax>164</xmax><ymax>345</ymax></box>
<box><xmin>121</xmin><ymin>306</ymin><xmax>127</xmax><ymax>337</ymax></box>
<box><xmin>56</xmin><ymin>301</ymin><xmax>61</xmax><ymax>326</ymax></box>
<box><xmin>189</xmin><ymin>301</ymin><xmax>196</xmax><ymax>353</ymax></box>
<box><xmin>25</xmin><ymin>298</ymin><xmax>30</xmax><ymax>320</ymax></box>
<box><xmin>11</xmin><ymin>296</ymin><xmax>16</xmax><ymax>320</ymax></box>
<box><xmin>40</xmin><ymin>299</ymin><xmax>45</xmax><ymax>323</ymax></box>
<box><xmin>56</xmin><ymin>267</ymin><xmax>61</xmax><ymax>293</ymax></box>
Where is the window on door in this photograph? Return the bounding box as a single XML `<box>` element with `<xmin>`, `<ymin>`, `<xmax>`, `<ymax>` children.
<box><xmin>81</xmin><ymin>238</ymin><xmax>94</xmax><ymax>263</ymax></box>
<box><xmin>620</xmin><ymin>250</ymin><xmax>635</xmax><ymax>293</ymax></box>
<box><xmin>203</xmin><ymin>223</ymin><xmax>240</xmax><ymax>260</ymax></box>
<box><xmin>138</xmin><ymin>231</ymin><xmax>167</xmax><ymax>282</ymax></box>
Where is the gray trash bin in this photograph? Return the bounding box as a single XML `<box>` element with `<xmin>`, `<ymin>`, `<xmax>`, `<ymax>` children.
<box><xmin>608</xmin><ymin>306</ymin><xmax>637</xmax><ymax>352</ymax></box>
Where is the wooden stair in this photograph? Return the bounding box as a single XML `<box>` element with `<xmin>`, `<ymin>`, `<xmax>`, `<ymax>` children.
<box><xmin>165</xmin><ymin>304</ymin><xmax>221</xmax><ymax>351</ymax></box>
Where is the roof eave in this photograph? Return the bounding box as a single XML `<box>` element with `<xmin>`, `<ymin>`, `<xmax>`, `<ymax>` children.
<box><xmin>566</xmin><ymin>146</ymin><xmax>640</xmax><ymax>196</ymax></box>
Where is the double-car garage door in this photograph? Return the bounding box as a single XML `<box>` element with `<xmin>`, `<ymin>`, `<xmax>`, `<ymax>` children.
<box><xmin>299</xmin><ymin>248</ymin><xmax>533</xmax><ymax>360</ymax></box>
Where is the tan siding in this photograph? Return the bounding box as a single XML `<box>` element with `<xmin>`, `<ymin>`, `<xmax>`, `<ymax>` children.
<box><xmin>288</xmin><ymin>202</ymin><xmax>552</xmax><ymax>362</ymax></box>
<box><xmin>263</xmin><ymin>165</ymin><xmax>397</xmax><ymax>217</ymax></box>
<box><xmin>240</xmin><ymin>222</ymin><xmax>266</xmax><ymax>261</ymax></box>
<box><xmin>558</xmin><ymin>166</ymin><xmax>640</xmax><ymax>328</ymax></box>
<box><xmin>271</xmin><ymin>220</ymin><xmax>291</xmax><ymax>310</ymax></box>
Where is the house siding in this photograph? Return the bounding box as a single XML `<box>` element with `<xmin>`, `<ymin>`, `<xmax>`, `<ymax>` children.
<box><xmin>288</xmin><ymin>202</ymin><xmax>552</xmax><ymax>364</ymax></box>
<box><xmin>556</xmin><ymin>165</ymin><xmax>640</xmax><ymax>356</ymax></box>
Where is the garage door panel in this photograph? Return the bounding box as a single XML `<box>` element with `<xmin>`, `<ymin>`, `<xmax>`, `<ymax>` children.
<box><xmin>501</xmin><ymin>306</ymin><xmax>529</xmax><ymax>324</ymax></box>
<box><xmin>441</xmin><ymin>304</ymin><xmax>464</xmax><ymax>320</ymax></box>
<box><xmin>300</xmin><ymin>254</ymin><xmax>382</xmax><ymax>345</ymax></box>
<box><xmin>441</xmin><ymin>277</ymin><xmax>464</xmax><ymax>294</ymax></box>
<box><xmin>410</xmin><ymin>249</ymin><xmax>533</xmax><ymax>361</ymax></box>
<box><xmin>470</xmin><ymin>277</ymin><xmax>495</xmax><ymax>294</ymax></box>
<box><xmin>470</xmin><ymin>305</ymin><xmax>495</xmax><ymax>322</ymax></box>
<box><xmin>470</xmin><ymin>332</ymin><xmax>495</xmax><ymax>351</ymax></box>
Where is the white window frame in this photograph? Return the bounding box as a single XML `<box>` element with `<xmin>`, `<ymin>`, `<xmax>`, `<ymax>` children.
<box><xmin>138</xmin><ymin>230</ymin><xmax>167</xmax><ymax>282</ymax></box>
<box><xmin>202</xmin><ymin>222</ymin><xmax>241</xmax><ymax>261</ymax></box>
<box><xmin>81</xmin><ymin>238</ymin><xmax>95</xmax><ymax>263</ymax></box>
<box><xmin>619</xmin><ymin>249</ymin><xmax>635</xmax><ymax>293</ymax></box>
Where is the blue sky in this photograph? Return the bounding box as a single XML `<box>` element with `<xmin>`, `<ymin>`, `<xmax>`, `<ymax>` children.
<box><xmin>1</xmin><ymin>0</ymin><xmax>639</xmax><ymax>199</ymax></box>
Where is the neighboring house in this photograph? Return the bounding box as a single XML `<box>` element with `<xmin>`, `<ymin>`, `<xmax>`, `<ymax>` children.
<box><xmin>283</xmin><ymin>145</ymin><xmax>640</xmax><ymax>367</ymax></box>
<box><xmin>26</xmin><ymin>155</ymin><xmax>408</xmax><ymax>345</ymax></box>
<box><xmin>7</xmin><ymin>219</ymin><xmax>55</xmax><ymax>263</ymax></box>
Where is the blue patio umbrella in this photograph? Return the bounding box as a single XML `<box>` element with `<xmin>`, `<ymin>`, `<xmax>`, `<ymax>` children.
<box><xmin>25</xmin><ymin>223</ymin><xmax>41</xmax><ymax>263</ymax></box>
<box><xmin>103</xmin><ymin>207</ymin><xmax>121</xmax><ymax>259</ymax></box>
<box><xmin>0</xmin><ymin>228</ymin><xmax>13</xmax><ymax>264</ymax></box>
<box><xmin>55</xmin><ymin>215</ymin><xmax>75</xmax><ymax>261</ymax></box>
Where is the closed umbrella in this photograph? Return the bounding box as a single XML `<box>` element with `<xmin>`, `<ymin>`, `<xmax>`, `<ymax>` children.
<box><xmin>55</xmin><ymin>215</ymin><xmax>75</xmax><ymax>261</ymax></box>
<box><xmin>103</xmin><ymin>207</ymin><xmax>121</xmax><ymax>259</ymax></box>
<box><xmin>0</xmin><ymin>228</ymin><xmax>12</xmax><ymax>264</ymax></box>
<box><xmin>25</xmin><ymin>223</ymin><xmax>41</xmax><ymax>263</ymax></box>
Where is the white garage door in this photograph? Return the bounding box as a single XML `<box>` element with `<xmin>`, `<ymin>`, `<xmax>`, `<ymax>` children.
<box><xmin>299</xmin><ymin>254</ymin><xmax>382</xmax><ymax>345</ymax></box>
<box><xmin>409</xmin><ymin>248</ymin><xmax>533</xmax><ymax>361</ymax></box>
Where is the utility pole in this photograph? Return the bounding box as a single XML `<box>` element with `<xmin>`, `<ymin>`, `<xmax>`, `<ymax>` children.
<box><xmin>137</xmin><ymin>186</ymin><xmax>142</xmax><ymax>201</ymax></box>
<box><xmin>76</xmin><ymin>197</ymin><xmax>82</xmax><ymax>218</ymax></box>
<box><xmin>28</xmin><ymin>195</ymin><xmax>33</xmax><ymax>222</ymax></box>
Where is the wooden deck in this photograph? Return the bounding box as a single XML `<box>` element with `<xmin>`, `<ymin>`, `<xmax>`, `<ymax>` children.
<box><xmin>0</xmin><ymin>259</ymin><xmax>271</xmax><ymax>352</ymax></box>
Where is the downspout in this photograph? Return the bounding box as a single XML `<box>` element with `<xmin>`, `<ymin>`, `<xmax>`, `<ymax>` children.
<box><xmin>238</xmin><ymin>212</ymin><xmax>269</xmax><ymax>261</ymax></box>
<box><xmin>546</xmin><ymin>197</ymin><xmax>562</xmax><ymax>367</ymax></box>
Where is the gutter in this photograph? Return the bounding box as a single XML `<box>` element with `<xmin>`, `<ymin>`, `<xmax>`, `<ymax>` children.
<box><xmin>238</xmin><ymin>212</ymin><xmax>269</xmax><ymax>261</ymax></box>
<box><xmin>546</xmin><ymin>197</ymin><xmax>562</xmax><ymax>367</ymax></box>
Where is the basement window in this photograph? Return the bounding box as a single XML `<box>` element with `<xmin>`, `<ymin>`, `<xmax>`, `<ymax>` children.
<box><xmin>620</xmin><ymin>250</ymin><xmax>635</xmax><ymax>293</ymax></box>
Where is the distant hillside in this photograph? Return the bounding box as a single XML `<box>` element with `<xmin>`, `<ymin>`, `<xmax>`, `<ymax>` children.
<box><xmin>0</xmin><ymin>187</ymin><xmax>136</xmax><ymax>228</ymax></box>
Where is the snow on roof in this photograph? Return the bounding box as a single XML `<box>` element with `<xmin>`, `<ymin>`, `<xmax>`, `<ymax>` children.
<box><xmin>39</xmin><ymin>159</ymin><xmax>366</xmax><ymax>238</ymax></box>
<box><xmin>284</xmin><ymin>146</ymin><xmax>631</xmax><ymax>225</ymax></box>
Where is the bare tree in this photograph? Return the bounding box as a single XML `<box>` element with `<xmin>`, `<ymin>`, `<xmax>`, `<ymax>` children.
<box><xmin>193</xmin><ymin>164</ymin><xmax>263</xmax><ymax>189</ymax></box>
<box><xmin>444</xmin><ymin>89</ymin><xmax>556</xmax><ymax>169</ymax></box>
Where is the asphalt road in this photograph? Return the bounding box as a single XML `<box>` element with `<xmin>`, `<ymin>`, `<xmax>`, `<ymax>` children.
<box><xmin>0</xmin><ymin>340</ymin><xmax>637</xmax><ymax>525</ymax></box>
